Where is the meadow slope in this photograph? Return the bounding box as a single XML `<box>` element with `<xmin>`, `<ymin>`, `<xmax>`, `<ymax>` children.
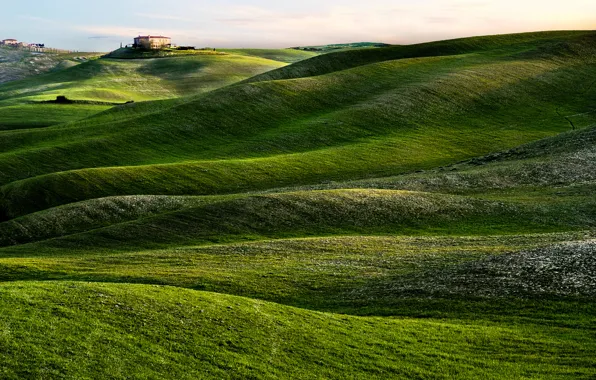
<box><xmin>1</xmin><ymin>32</ymin><xmax>596</xmax><ymax>217</ymax></box>
<box><xmin>2</xmin><ymin>281</ymin><xmax>594</xmax><ymax>380</ymax></box>
<box><xmin>2</xmin><ymin>123</ymin><xmax>594</xmax><ymax>248</ymax></box>
<box><xmin>0</xmin><ymin>47</ymin><xmax>101</xmax><ymax>85</ymax></box>
<box><xmin>1</xmin><ymin>31</ymin><xmax>595</xmax><ymax>379</ymax></box>
<box><xmin>0</xmin><ymin>51</ymin><xmax>288</xmax><ymax>130</ymax></box>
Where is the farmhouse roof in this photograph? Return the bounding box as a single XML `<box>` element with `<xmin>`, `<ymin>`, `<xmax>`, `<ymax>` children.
<box><xmin>3</xmin><ymin>39</ymin><xmax>17</xmax><ymax>41</ymax></box>
<box><xmin>136</xmin><ymin>35</ymin><xmax>171</xmax><ymax>39</ymax></box>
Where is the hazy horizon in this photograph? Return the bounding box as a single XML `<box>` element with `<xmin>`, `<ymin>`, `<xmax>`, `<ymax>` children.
<box><xmin>2</xmin><ymin>0</ymin><xmax>595</xmax><ymax>52</ymax></box>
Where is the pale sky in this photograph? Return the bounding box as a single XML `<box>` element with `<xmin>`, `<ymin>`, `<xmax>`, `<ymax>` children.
<box><xmin>1</xmin><ymin>0</ymin><xmax>595</xmax><ymax>52</ymax></box>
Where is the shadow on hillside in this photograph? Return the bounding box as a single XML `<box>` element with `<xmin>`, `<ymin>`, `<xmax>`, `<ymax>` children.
<box><xmin>0</xmin><ymin>204</ymin><xmax>10</xmax><ymax>223</ymax></box>
<box><xmin>135</xmin><ymin>58</ymin><xmax>211</xmax><ymax>94</ymax></box>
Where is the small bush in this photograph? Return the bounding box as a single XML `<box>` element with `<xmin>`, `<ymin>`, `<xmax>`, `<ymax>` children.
<box><xmin>54</xmin><ymin>95</ymin><xmax>72</xmax><ymax>104</ymax></box>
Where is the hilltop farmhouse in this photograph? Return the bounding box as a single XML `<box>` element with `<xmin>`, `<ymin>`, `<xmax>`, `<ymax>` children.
<box><xmin>1</xmin><ymin>39</ymin><xmax>19</xmax><ymax>46</ymax></box>
<box><xmin>133</xmin><ymin>35</ymin><xmax>172</xmax><ymax>50</ymax></box>
<box><xmin>1</xmin><ymin>39</ymin><xmax>45</xmax><ymax>51</ymax></box>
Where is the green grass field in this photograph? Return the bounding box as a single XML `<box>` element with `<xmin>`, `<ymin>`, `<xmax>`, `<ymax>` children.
<box><xmin>218</xmin><ymin>48</ymin><xmax>319</xmax><ymax>63</ymax></box>
<box><xmin>0</xmin><ymin>31</ymin><xmax>595</xmax><ymax>378</ymax></box>
<box><xmin>0</xmin><ymin>49</ymin><xmax>292</xmax><ymax>130</ymax></box>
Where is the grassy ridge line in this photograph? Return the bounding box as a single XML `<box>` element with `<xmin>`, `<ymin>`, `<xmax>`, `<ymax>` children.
<box><xmin>0</xmin><ymin>54</ymin><xmax>286</xmax><ymax>104</ymax></box>
<box><xmin>0</xmin><ymin>118</ymin><xmax>583</xmax><ymax>219</ymax></box>
<box><xmin>0</xmin><ymin>104</ymin><xmax>112</xmax><ymax>130</ymax></box>
<box><xmin>3</xmin><ymin>35</ymin><xmax>594</xmax><ymax>175</ymax></box>
<box><xmin>3</xmin><ymin>54</ymin><xmax>596</xmax><ymax>214</ymax></box>
<box><xmin>0</xmin><ymin>194</ymin><xmax>241</xmax><ymax>247</ymax></box>
<box><xmin>1</xmin><ymin>189</ymin><xmax>589</xmax><ymax>256</ymax></box>
<box><xmin>218</xmin><ymin>48</ymin><xmax>319</xmax><ymax>63</ymax></box>
<box><xmin>0</xmin><ymin>53</ymin><xmax>482</xmax><ymax>164</ymax></box>
<box><xmin>0</xmin><ymin>53</ymin><xmax>287</xmax><ymax>129</ymax></box>
<box><xmin>343</xmin><ymin>149</ymin><xmax>596</xmax><ymax>196</ymax></box>
<box><xmin>1</xmin><ymin>281</ymin><xmax>594</xmax><ymax>379</ymax></box>
<box><xmin>2</xmin><ymin>126</ymin><xmax>595</xmax><ymax>245</ymax></box>
<box><xmin>105</xmin><ymin>48</ymin><xmax>318</xmax><ymax>63</ymax></box>
<box><xmin>277</xmin><ymin>126</ymin><xmax>596</xmax><ymax>196</ymax></box>
<box><xmin>0</xmin><ymin>234</ymin><xmax>593</xmax><ymax>311</ymax></box>
<box><xmin>243</xmin><ymin>31</ymin><xmax>596</xmax><ymax>83</ymax></box>
<box><xmin>104</xmin><ymin>48</ymin><xmax>225</xmax><ymax>59</ymax></box>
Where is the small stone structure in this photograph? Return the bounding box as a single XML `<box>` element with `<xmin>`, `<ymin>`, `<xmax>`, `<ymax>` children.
<box><xmin>133</xmin><ymin>36</ymin><xmax>172</xmax><ymax>50</ymax></box>
<box><xmin>1</xmin><ymin>39</ymin><xmax>18</xmax><ymax>46</ymax></box>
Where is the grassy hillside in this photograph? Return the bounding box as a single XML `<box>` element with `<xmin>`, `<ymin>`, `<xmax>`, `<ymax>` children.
<box><xmin>0</xmin><ymin>47</ymin><xmax>101</xmax><ymax>84</ymax></box>
<box><xmin>291</xmin><ymin>42</ymin><xmax>390</xmax><ymax>53</ymax></box>
<box><xmin>0</xmin><ymin>52</ymin><xmax>286</xmax><ymax>104</ymax></box>
<box><xmin>218</xmin><ymin>48</ymin><xmax>319</xmax><ymax>63</ymax></box>
<box><xmin>0</xmin><ymin>103</ymin><xmax>112</xmax><ymax>130</ymax></box>
<box><xmin>2</xmin><ymin>124</ymin><xmax>593</xmax><ymax>248</ymax></box>
<box><xmin>245</xmin><ymin>31</ymin><xmax>595</xmax><ymax>83</ymax></box>
<box><xmin>107</xmin><ymin>47</ymin><xmax>319</xmax><ymax>63</ymax></box>
<box><xmin>2</xmin><ymin>281</ymin><xmax>594</xmax><ymax>379</ymax></box>
<box><xmin>1</xmin><ymin>31</ymin><xmax>595</xmax><ymax>378</ymax></box>
<box><xmin>1</xmin><ymin>31</ymin><xmax>595</xmax><ymax>216</ymax></box>
<box><xmin>0</xmin><ymin>52</ymin><xmax>287</xmax><ymax>129</ymax></box>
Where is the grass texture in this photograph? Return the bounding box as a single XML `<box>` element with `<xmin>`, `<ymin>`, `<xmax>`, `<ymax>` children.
<box><xmin>0</xmin><ymin>31</ymin><xmax>595</xmax><ymax>379</ymax></box>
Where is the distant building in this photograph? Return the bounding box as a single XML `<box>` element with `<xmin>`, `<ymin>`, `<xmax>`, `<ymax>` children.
<box><xmin>1</xmin><ymin>39</ymin><xmax>18</xmax><ymax>46</ymax></box>
<box><xmin>133</xmin><ymin>35</ymin><xmax>171</xmax><ymax>50</ymax></box>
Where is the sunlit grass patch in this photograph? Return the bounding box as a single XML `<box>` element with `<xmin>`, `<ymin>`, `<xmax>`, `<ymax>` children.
<box><xmin>1</xmin><ymin>233</ymin><xmax>592</xmax><ymax>310</ymax></box>
<box><xmin>0</xmin><ymin>281</ymin><xmax>594</xmax><ymax>379</ymax></box>
<box><xmin>0</xmin><ymin>104</ymin><xmax>111</xmax><ymax>130</ymax></box>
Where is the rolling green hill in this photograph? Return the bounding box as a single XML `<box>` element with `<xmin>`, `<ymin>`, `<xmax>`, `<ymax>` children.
<box><xmin>1</xmin><ymin>31</ymin><xmax>595</xmax><ymax>217</ymax></box>
<box><xmin>218</xmin><ymin>48</ymin><xmax>319</xmax><ymax>63</ymax></box>
<box><xmin>2</xmin><ymin>281</ymin><xmax>594</xmax><ymax>379</ymax></box>
<box><xmin>1</xmin><ymin>31</ymin><xmax>595</xmax><ymax>378</ymax></box>
<box><xmin>245</xmin><ymin>31</ymin><xmax>595</xmax><ymax>83</ymax></box>
<box><xmin>0</xmin><ymin>51</ymin><xmax>288</xmax><ymax>104</ymax></box>
<box><xmin>291</xmin><ymin>42</ymin><xmax>390</xmax><ymax>52</ymax></box>
<box><xmin>0</xmin><ymin>51</ymin><xmax>288</xmax><ymax>129</ymax></box>
<box><xmin>0</xmin><ymin>47</ymin><xmax>101</xmax><ymax>85</ymax></box>
<box><xmin>3</xmin><ymin>123</ymin><xmax>594</xmax><ymax>248</ymax></box>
